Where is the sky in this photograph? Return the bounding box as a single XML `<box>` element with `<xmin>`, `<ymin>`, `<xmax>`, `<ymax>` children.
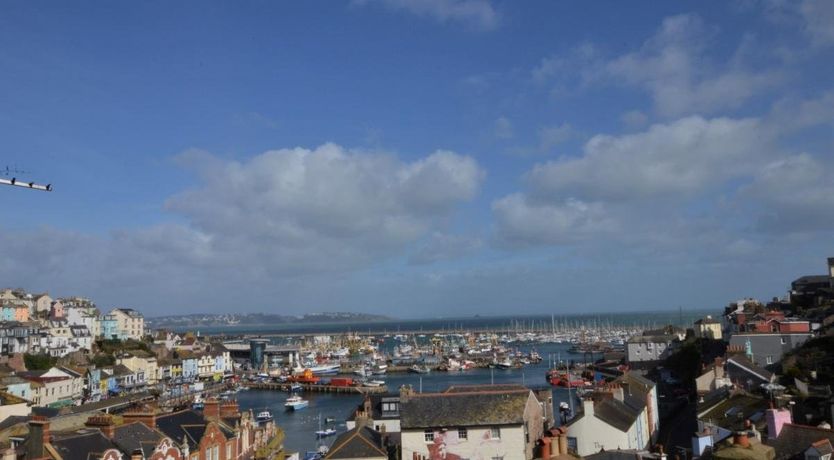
<box><xmin>1</xmin><ymin>0</ymin><xmax>833</xmax><ymax>318</ymax></box>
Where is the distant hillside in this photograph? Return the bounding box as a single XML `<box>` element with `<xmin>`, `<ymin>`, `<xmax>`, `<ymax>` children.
<box><xmin>146</xmin><ymin>312</ymin><xmax>391</xmax><ymax>328</ymax></box>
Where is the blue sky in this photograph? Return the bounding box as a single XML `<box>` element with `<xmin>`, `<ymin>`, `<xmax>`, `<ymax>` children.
<box><xmin>1</xmin><ymin>0</ymin><xmax>833</xmax><ymax>317</ymax></box>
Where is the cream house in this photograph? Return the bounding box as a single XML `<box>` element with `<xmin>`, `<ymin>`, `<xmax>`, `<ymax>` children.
<box><xmin>694</xmin><ymin>316</ymin><xmax>723</xmax><ymax>340</ymax></box>
<box><xmin>399</xmin><ymin>384</ymin><xmax>545</xmax><ymax>460</ymax></box>
<box><xmin>19</xmin><ymin>367</ymin><xmax>83</xmax><ymax>407</ymax></box>
<box><xmin>109</xmin><ymin>308</ymin><xmax>145</xmax><ymax>340</ymax></box>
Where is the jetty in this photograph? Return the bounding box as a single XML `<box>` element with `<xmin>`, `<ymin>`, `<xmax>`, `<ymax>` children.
<box><xmin>243</xmin><ymin>381</ymin><xmax>388</xmax><ymax>394</ymax></box>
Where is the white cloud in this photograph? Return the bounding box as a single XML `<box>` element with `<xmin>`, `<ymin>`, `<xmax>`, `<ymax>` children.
<box><xmin>352</xmin><ymin>0</ymin><xmax>499</xmax><ymax>30</ymax></box>
<box><xmin>532</xmin><ymin>14</ymin><xmax>785</xmax><ymax>117</ymax></box>
<box><xmin>605</xmin><ymin>14</ymin><xmax>784</xmax><ymax>117</ymax></box>
<box><xmin>494</xmin><ymin>116</ymin><xmax>514</xmax><ymax>139</ymax></box>
<box><xmin>492</xmin><ymin>194</ymin><xmax>616</xmax><ymax>247</ymax></box>
<box><xmin>526</xmin><ymin>116</ymin><xmax>770</xmax><ymax>201</ymax></box>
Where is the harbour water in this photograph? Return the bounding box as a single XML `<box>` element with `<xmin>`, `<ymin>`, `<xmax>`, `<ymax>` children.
<box><xmin>236</xmin><ymin>341</ymin><xmax>594</xmax><ymax>455</ymax></box>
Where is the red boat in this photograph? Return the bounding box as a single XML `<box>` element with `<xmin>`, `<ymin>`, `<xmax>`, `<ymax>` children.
<box><xmin>546</xmin><ymin>370</ymin><xmax>589</xmax><ymax>387</ymax></box>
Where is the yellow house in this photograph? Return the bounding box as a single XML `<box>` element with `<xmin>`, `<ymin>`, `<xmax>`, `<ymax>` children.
<box><xmin>694</xmin><ymin>316</ymin><xmax>723</xmax><ymax>340</ymax></box>
<box><xmin>116</xmin><ymin>352</ymin><xmax>159</xmax><ymax>385</ymax></box>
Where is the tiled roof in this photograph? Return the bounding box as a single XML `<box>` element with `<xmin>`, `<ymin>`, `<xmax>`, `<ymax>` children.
<box><xmin>325</xmin><ymin>426</ymin><xmax>387</xmax><ymax>459</ymax></box>
<box><xmin>400</xmin><ymin>390</ymin><xmax>531</xmax><ymax>429</ymax></box>
<box><xmin>769</xmin><ymin>424</ymin><xmax>834</xmax><ymax>460</ymax></box>
<box><xmin>726</xmin><ymin>355</ymin><xmax>773</xmax><ymax>382</ymax></box>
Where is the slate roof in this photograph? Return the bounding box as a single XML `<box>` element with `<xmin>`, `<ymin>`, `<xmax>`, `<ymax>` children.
<box><xmin>442</xmin><ymin>384</ymin><xmax>528</xmax><ymax>394</ymax></box>
<box><xmin>593</xmin><ymin>398</ymin><xmax>641</xmax><ymax>432</ymax></box>
<box><xmin>768</xmin><ymin>424</ymin><xmax>834</xmax><ymax>460</ymax></box>
<box><xmin>112</xmin><ymin>422</ymin><xmax>164</xmax><ymax>456</ymax></box>
<box><xmin>400</xmin><ymin>391</ymin><xmax>531</xmax><ymax>429</ymax></box>
<box><xmin>51</xmin><ymin>430</ymin><xmax>116</xmax><ymax>460</ymax></box>
<box><xmin>155</xmin><ymin>410</ymin><xmax>208</xmax><ymax>448</ymax></box>
<box><xmin>325</xmin><ymin>426</ymin><xmax>387</xmax><ymax>459</ymax></box>
<box><xmin>726</xmin><ymin>355</ymin><xmax>774</xmax><ymax>382</ymax></box>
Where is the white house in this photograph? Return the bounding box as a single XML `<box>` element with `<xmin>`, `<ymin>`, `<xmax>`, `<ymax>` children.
<box><xmin>565</xmin><ymin>373</ymin><xmax>659</xmax><ymax>457</ymax></box>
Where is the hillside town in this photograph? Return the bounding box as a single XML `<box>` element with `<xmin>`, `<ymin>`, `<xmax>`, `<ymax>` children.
<box><xmin>0</xmin><ymin>257</ymin><xmax>829</xmax><ymax>459</ymax></box>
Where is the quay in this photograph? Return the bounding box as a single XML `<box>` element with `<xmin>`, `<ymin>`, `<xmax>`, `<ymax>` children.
<box><xmin>243</xmin><ymin>381</ymin><xmax>388</xmax><ymax>394</ymax></box>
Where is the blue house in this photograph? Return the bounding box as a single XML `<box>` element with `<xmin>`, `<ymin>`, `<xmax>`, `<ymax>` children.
<box><xmin>85</xmin><ymin>368</ymin><xmax>102</xmax><ymax>402</ymax></box>
<box><xmin>181</xmin><ymin>358</ymin><xmax>198</xmax><ymax>380</ymax></box>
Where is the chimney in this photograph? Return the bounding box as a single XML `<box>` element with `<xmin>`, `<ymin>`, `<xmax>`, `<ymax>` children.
<box><xmin>131</xmin><ymin>448</ymin><xmax>143</xmax><ymax>460</ymax></box>
<box><xmin>220</xmin><ymin>400</ymin><xmax>240</xmax><ymax>418</ymax></box>
<box><xmin>766</xmin><ymin>407</ymin><xmax>792</xmax><ymax>439</ymax></box>
<box><xmin>733</xmin><ymin>432</ymin><xmax>750</xmax><ymax>448</ymax></box>
<box><xmin>85</xmin><ymin>414</ymin><xmax>116</xmax><ymax>438</ymax></box>
<box><xmin>204</xmin><ymin>398</ymin><xmax>221</xmax><ymax>419</ymax></box>
<box><xmin>27</xmin><ymin>417</ymin><xmax>50</xmax><ymax>460</ymax></box>
<box><xmin>558</xmin><ymin>429</ymin><xmax>568</xmax><ymax>455</ymax></box>
<box><xmin>123</xmin><ymin>411</ymin><xmax>157</xmax><ymax>429</ymax></box>
<box><xmin>541</xmin><ymin>436</ymin><xmax>552</xmax><ymax>459</ymax></box>
<box><xmin>582</xmin><ymin>398</ymin><xmax>595</xmax><ymax>417</ymax></box>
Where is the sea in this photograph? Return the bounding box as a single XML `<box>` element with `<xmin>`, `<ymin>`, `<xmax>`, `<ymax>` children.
<box><xmin>209</xmin><ymin>310</ymin><xmax>719</xmax><ymax>455</ymax></box>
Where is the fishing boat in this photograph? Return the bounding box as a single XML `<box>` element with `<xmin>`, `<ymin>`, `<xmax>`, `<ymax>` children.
<box><xmin>496</xmin><ymin>357</ymin><xmax>513</xmax><ymax>369</ymax></box>
<box><xmin>256</xmin><ymin>410</ymin><xmax>273</xmax><ymax>424</ymax></box>
<box><xmin>371</xmin><ymin>362</ymin><xmax>388</xmax><ymax>375</ymax></box>
<box><xmin>315</xmin><ymin>428</ymin><xmax>337</xmax><ymax>437</ymax></box>
<box><xmin>290</xmin><ymin>383</ymin><xmax>303</xmax><ymax>392</ymax></box>
<box><xmin>285</xmin><ymin>395</ymin><xmax>309</xmax><ymax>411</ymax></box>
<box><xmin>408</xmin><ymin>364</ymin><xmax>430</xmax><ymax>374</ymax></box>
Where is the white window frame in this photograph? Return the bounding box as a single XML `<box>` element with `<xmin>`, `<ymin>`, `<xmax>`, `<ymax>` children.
<box><xmin>424</xmin><ymin>429</ymin><xmax>434</xmax><ymax>442</ymax></box>
<box><xmin>490</xmin><ymin>426</ymin><xmax>501</xmax><ymax>439</ymax></box>
<box><xmin>458</xmin><ymin>427</ymin><xmax>468</xmax><ymax>440</ymax></box>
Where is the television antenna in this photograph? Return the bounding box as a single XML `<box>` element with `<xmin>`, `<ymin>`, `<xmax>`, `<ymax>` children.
<box><xmin>0</xmin><ymin>164</ymin><xmax>52</xmax><ymax>192</ymax></box>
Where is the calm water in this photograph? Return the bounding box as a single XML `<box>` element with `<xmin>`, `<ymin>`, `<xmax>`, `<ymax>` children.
<box><xmin>236</xmin><ymin>342</ymin><xmax>593</xmax><ymax>455</ymax></box>
<box><xmin>176</xmin><ymin>309</ymin><xmax>717</xmax><ymax>336</ymax></box>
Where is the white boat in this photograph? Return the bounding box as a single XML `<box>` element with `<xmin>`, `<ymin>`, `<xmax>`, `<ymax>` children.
<box><xmin>363</xmin><ymin>380</ymin><xmax>385</xmax><ymax>387</ymax></box>
<box><xmin>285</xmin><ymin>395</ymin><xmax>309</xmax><ymax>410</ymax></box>
<box><xmin>315</xmin><ymin>428</ymin><xmax>337</xmax><ymax>437</ymax></box>
<box><xmin>297</xmin><ymin>363</ymin><xmax>341</xmax><ymax>376</ymax></box>
<box><xmin>290</xmin><ymin>383</ymin><xmax>303</xmax><ymax>392</ymax></box>
<box><xmin>372</xmin><ymin>363</ymin><xmax>387</xmax><ymax>375</ymax></box>
<box><xmin>496</xmin><ymin>358</ymin><xmax>513</xmax><ymax>369</ymax></box>
<box><xmin>256</xmin><ymin>410</ymin><xmax>273</xmax><ymax>424</ymax></box>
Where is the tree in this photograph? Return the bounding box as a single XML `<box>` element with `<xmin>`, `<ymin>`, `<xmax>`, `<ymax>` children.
<box><xmin>24</xmin><ymin>353</ymin><xmax>58</xmax><ymax>371</ymax></box>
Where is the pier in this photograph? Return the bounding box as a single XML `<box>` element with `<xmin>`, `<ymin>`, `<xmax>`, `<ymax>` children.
<box><xmin>243</xmin><ymin>381</ymin><xmax>388</xmax><ymax>394</ymax></box>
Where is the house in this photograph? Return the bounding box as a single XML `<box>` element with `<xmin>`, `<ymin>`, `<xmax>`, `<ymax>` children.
<box><xmin>325</xmin><ymin>426</ymin><xmax>389</xmax><ymax>460</ymax></box>
<box><xmin>768</xmin><ymin>420</ymin><xmax>834</xmax><ymax>460</ymax></box>
<box><xmin>117</xmin><ymin>352</ymin><xmax>159</xmax><ymax>385</ymax></box>
<box><xmin>0</xmin><ymin>391</ymin><xmax>30</xmax><ymax>424</ymax></box>
<box><xmin>398</xmin><ymin>384</ymin><xmax>545</xmax><ymax>460</ymax></box>
<box><xmin>100</xmin><ymin>314</ymin><xmax>120</xmax><ymax>340</ymax></box>
<box><xmin>696</xmin><ymin>358</ymin><xmax>732</xmax><ymax>395</ymax></box>
<box><xmin>790</xmin><ymin>258</ymin><xmax>834</xmax><ymax>308</ymax></box>
<box><xmin>725</xmin><ymin>355</ymin><xmax>776</xmax><ymax>391</ymax></box>
<box><xmin>728</xmin><ymin>332</ymin><xmax>813</xmax><ymax>368</ymax></box>
<box><xmin>22</xmin><ymin>415</ymin><xmax>186</xmax><ymax>460</ymax></box>
<box><xmin>347</xmin><ymin>393</ymin><xmax>402</xmax><ymax>436</ymax></box>
<box><xmin>711</xmin><ymin>431</ymin><xmax>775</xmax><ymax>460</ymax></box>
<box><xmin>0</xmin><ymin>374</ymin><xmax>34</xmax><ymax>401</ymax></box>
<box><xmin>19</xmin><ymin>367</ymin><xmax>83</xmax><ymax>407</ymax></box>
<box><xmin>181</xmin><ymin>357</ymin><xmax>199</xmax><ymax>381</ymax></box>
<box><xmin>564</xmin><ymin>373</ymin><xmax>659</xmax><ymax>457</ymax></box>
<box><xmin>695</xmin><ymin>316</ymin><xmax>723</xmax><ymax>340</ymax></box>
<box><xmin>626</xmin><ymin>335</ymin><xmax>678</xmax><ymax>365</ymax></box>
<box><xmin>85</xmin><ymin>368</ymin><xmax>102</xmax><ymax>402</ymax></box>
<box><xmin>109</xmin><ymin>308</ymin><xmax>145</xmax><ymax>340</ymax></box>
<box><xmin>0</xmin><ymin>321</ymin><xmax>38</xmax><ymax>354</ymax></box>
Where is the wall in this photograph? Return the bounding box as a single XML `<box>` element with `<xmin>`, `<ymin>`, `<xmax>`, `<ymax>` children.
<box><xmin>402</xmin><ymin>425</ymin><xmax>527</xmax><ymax>460</ymax></box>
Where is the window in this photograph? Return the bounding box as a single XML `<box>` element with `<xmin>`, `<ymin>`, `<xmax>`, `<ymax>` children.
<box><xmin>226</xmin><ymin>444</ymin><xmax>231</xmax><ymax>460</ymax></box>
<box><xmin>781</xmin><ymin>337</ymin><xmax>787</xmax><ymax>344</ymax></box>
<box><xmin>458</xmin><ymin>427</ymin><xmax>467</xmax><ymax>439</ymax></box>
<box><xmin>490</xmin><ymin>427</ymin><xmax>501</xmax><ymax>439</ymax></box>
<box><xmin>766</xmin><ymin>355</ymin><xmax>773</xmax><ymax>365</ymax></box>
<box><xmin>424</xmin><ymin>429</ymin><xmax>434</xmax><ymax>442</ymax></box>
<box><xmin>491</xmin><ymin>457</ymin><xmax>503</xmax><ymax>460</ymax></box>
